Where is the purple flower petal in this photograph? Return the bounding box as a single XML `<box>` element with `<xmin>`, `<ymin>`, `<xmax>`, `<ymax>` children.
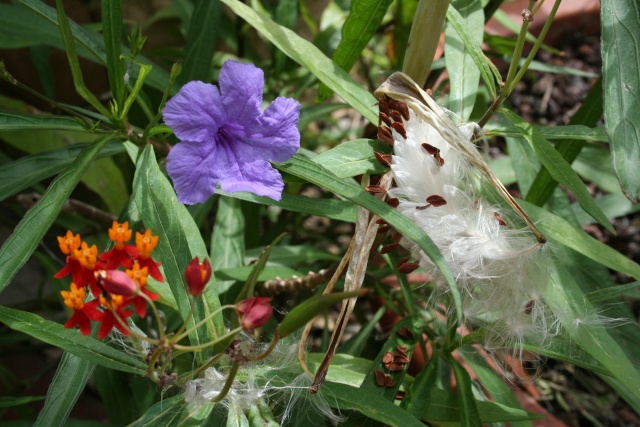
<box><xmin>219</xmin><ymin>60</ymin><xmax>264</xmax><ymax>124</ymax></box>
<box><xmin>243</xmin><ymin>97</ymin><xmax>301</xmax><ymax>162</ymax></box>
<box><xmin>166</xmin><ymin>141</ymin><xmax>224</xmax><ymax>205</ymax></box>
<box><xmin>163</xmin><ymin>81</ymin><xmax>225</xmax><ymax>142</ymax></box>
<box><xmin>220</xmin><ymin>160</ymin><xmax>285</xmax><ymax>201</ymax></box>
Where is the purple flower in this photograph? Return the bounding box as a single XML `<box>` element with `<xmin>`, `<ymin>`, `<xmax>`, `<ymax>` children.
<box><xmin>163</xmin><ymin>60</ymin><xmax>301</xmax><ymax>204</ymax></box>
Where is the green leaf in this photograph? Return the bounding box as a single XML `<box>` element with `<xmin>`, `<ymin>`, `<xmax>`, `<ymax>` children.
<box><xmin>128</xmin><ymin>395</ymin><xmax>190</xmax><ymax>427</ymax></box>
<box><xmin>601</xmin><ymin>0</ymin><xmax>640</xmax><ymax>201</ymax></box>
<box><xmin>317</xmin><ymin>0</ymin><xmax>393</xmax><ymax>101</ymax></box>
<box><xmin>448</xmin><ymin>356</ymin><xmax>482</xmax><ymax>427</ymax></box>
<box><xmin>323</xmin><ymin>381</ymin><xmax>425</xmax><ymax>427</ymax></box>
<box><xmin>312</xmin><ymin>139</ymin><xmax>392</xmax><ymax>178</ymax></box>
<box><xmin>0</xmin><ymin>306</ymin><xmax>146</xmax><ymax>374</ymax></box>
<box><xmin>446</xmin><ymin>6</ymin><xmax>500</xmax><ymax>100</ymax></box>
<box><xmin>445</xmin><ymin>1</ymin><xmax>484</xmax><ymax>121</ymax></box>
<box><xmin>0</xmin><ymin>396</ymin><xmax>44</xmax><ymax>408</ymax></box>
<box><xmin>211</xmin><ymin>197</ymin><xmax>246</xmax><ymax>294</ymax></box>
<box><xmin>275</xmin><ymin>155</ymin><xmax>462</xmax><ymax>324</ymax></box>
<box><xmin>179</xmin><ymin>0</ymin><xmax>220</xmax><ymax>83</ymax></box>
<box><xmin>487</xmin><ymin>124</ymin><xmax>608</xmax><ymax>143</ymax></box>
<box><xmin>520</xmin><ymin>199</ymin><xmax>640</xmax><ymax>280</ymax></box>
<box><xmin>235</xmin><ymin>233</ymin><xmax>286</xmax><ymax>303</ymax></box>
<box><xmin>0</xmin><ymin>135</ymin><xmax>109</xmax><ymax>293</ymax></box>
<box><xmin>393</xmin><ymin>0</ymin><xmax>418</xmax><ymax>68</ymax></box>
<box><xmin>219</xmin><ymin>0</ymin><xmax>378</xmax><ymax>123</ymax></box>
<box><xmin>131</xmin><ymin>145</ymin><xmax>223</xmax><ymax>352</ymax></box>
<box><xmin>0</xmin><ymin>112</ymin><xmax>89</xmax><ymax>131</ymax></box>
<box><xmin>545</xmin><ymin>265</ymin><xmax>640</xmax><ymax>412</ymax></box>
<box><xmin>587</xmin><ymin>281</ymin><xmax>640</xmax><ymax>303</ymax></box>
<box><xmin>102</xmin><ymin>0</ymin><xmax>126</xmax><ymax>108</ymax></box>
<box><xmin>401</xmin><ymin>354</ymin><xmax>439</xmax><ymax>417</ymax></box>
<box><xmin>33</xmin><ymin>352</ymin><xmax>94</xmax><ymax>427</ymax></box>
<box><xmin>0</xmin><ymin>140</ymin><xmax>124</xmax><ymax>201</ymax></box>
<box><xmin>217</xmin><ymin>190</ymin><xmax>357</xmax><ymax>223</ymax></box>
<box><xmin>501</xmin><ymin>109</ymin><xmax>614</xmax><ymax>233</ymax></box>
<box><xmin>216</xmin><ymin>265</ymin><xmax>301</xmax><ymax>282</ymax></box>
<box><xmin>526</xmin><ymin>78</ymin><xmax>603</xmax><ymax>206</ymax></box>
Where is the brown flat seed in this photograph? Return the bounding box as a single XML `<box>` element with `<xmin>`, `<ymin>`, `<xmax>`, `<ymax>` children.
<box><xmin>375</xmin><ymin>218</ymin><xmax>388</xmax><ymax>225</ymax></box>
<box><xmin>366</xmin><ymin>185</ymin><xmax>387</xmax><ymax>195</ymax></box>
<box><xmin>384</xmin><ymin>375</ymin><xmax>395</xmax><ymax>387</ymax></box>
<box><xmin>390</xmin><ymin>110</ymin><xmax>403</xmax><ymax>123</ymax></box>
<box><xmin>380</xmin><ymin>242</ymin><xmax>399</xmax><ymax>254</ymax></box>
<box><xmin>396</xmin><ymin>345</ymin><xmax>408</xmax><ymax>354</ymax></box>
<box><xmin>434</xmin><ymin>153</ymin><xmax>445</xmax><ymax>166</ymax></box>
<box><xmin>397</xmin><ymin>101</ymin><xmax>410</xmax><ymax>121</ymax></box>
<box><xmin>382</xmin><ymin>352</ymin><xmax>394</xmax><ymax>365</ymax></box>
<box><xmin>494</xmin><ymin>212</ymin><xmax>508</xmax><ymax>227</ymax></box>
<box><xmin>393</xmin><ymin>354</ymin><xmax>410</xmax><ymax>364</ymax></box>
<box><xmin>396</xmin><ymin>326</ymin><xmax>414</xmax><ymax>339</ymax></box>
<box><xmin>377</xmin><ymin>224</ymin><xmax>391</xmax><ymax>234</ymax></box>
<box><xmin>396</xmin><ymin>256</ymin><xmax>410</xmax><ymax>268</ymax></box>
<box><xmin>374</xmin><ymin>152</ymin><xmax>392</xmax><ymax>167</ymax></box>
<box><xmin>388</xmin><ymin>363</ymin><xmax>405</xmax><ymax>372</ymax></box>
<box><xmin>379</xmin><ymin>111</ymin><xmax>392</xmax><ymax>127</ymax></box>
<box><xmin>388</xmin><ymin>99</ymin><xmax>398</xmax><ymax>110</ymax></box>
<box><xmin>426</xmin><ymin>195</ymin><xmax>447</xmax><ymax>207</ymax></box>
<box><xmin>416</xmin><ymin>204</ymin><xmax>429</xmax><ymax>210</ymax></box>
<box><xmin>377</xmin><ymin>126</ymin><xmax>394</xmax><ymax>144</ymax></box>
<box><xmin>398</xmin><ymin>262</ymin><xmax>420</xmax><ymax>274</ymax></box>
<box><xmin>525</xmin><ymin>300</ymin><xmax>535</xmax><ymax>315</ymax></box>
<box><xmin>378</xmin><ymin>99</ymin><xmax>390</xmax><ymax>115</ymax></box>
<box><xmin>391</xmin><ymin>232</ymin><xmax>402</xmax><ymax>241</ymax></box>
<box><xmin>386</xmin><ymin>198</ymin><xmax>399</xmax><ymax>208</ymax></box>
<box><xmin>391</xmin><ymin>122</ymin><xmax>407</xmax><ymax>139</ymax></box>
<box><xmin>422</xmin><ymin>143</ymin><xmax>440</xmax><ymax>155</ymax></box>
<box><xmin>374</xmin><ymin>369</ymin><xmax>387</xmax><ymax>386</ymax></box>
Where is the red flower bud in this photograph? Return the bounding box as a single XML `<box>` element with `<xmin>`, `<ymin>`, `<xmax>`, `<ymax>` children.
<box><xmin>96</xmin><ymin>270</ymin><xmax>137</xmax><ymax>296</ymax></box>
<box><xmin>237</xmin><ymin>297</ymin><xmax>272</xmax><ymax>330</ymax></box>
<box><xmin>185</xmin><ymin>257</ymin><xmax>211</xmax><ymax>296</ymax></box>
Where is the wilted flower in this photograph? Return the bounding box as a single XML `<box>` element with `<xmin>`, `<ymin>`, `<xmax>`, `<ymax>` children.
<box><xmin>237</xmin><ymin>297</ymin><xmax>272</xmax><ymax>330</ymax></box>
<box><xmin>163</xmin><ymin>60</ymin><xmax>301</xmax><ymax>204</ymax></box>
<box><xmin>185</xmin><ymin>257</ymin><xmax>212</xmax><ymax>296</ymax></box>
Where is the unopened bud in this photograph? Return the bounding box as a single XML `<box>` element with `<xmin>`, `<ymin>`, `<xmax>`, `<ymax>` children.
<box><xmin>237</xmin><ymin>297</ymin><xmax>273</xmax><ymax>330</ymax></box>
<box><xmin>185</xmin><ymin>257</ymin><xmax>211</xmax><ymax>296</ymax></box>
<box><xmin>97</xmin><ymin>270</ymin><xmax>137</xmax><ymax>296</ymax></box>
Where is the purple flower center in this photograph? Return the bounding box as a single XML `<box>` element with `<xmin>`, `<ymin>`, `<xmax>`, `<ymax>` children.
<box><xmin>216</xmin><ymin>122</ymin><xmax>243</xmax><ymax>147</ymax></box>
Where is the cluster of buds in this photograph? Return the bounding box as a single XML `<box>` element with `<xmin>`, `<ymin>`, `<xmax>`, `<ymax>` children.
<box><xmin>57</xmin><ymin>222</ymin><xmax>162</xmax><ymax>339</ymax></box>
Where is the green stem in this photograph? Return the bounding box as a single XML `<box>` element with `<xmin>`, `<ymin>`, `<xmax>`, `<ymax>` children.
<box><xmin>146</xmin><ymin>346</ymin><xmax>164</xmax><ymax>384</ymax></box>
<box><xmin>173</xmin><ymin>327</ymin><xmax>242</xmax><ymax>352</ymax></box>
<box><xmin>142</xmin><ymin>62</ymin><xmax>181</xmax><ymax>142</ymax></box>
<box><xmin>245</xmin><ymin>334</ymin><xmax>279</xmax><ymax>362</ymax></box>
<box><xmin>171</xmin><ymin>304</ymin><xmax>237</xmax><ymax>345</ymax></box>
<box><xmin>210</xmin><ymin>362</ymin><xmax>241</xmax><ymax>403</ymax></box>
<box><xmin>503</xmin><ymin>2</ymin><xmax>534</xmax><ymax>88</ymax></box>
<box><xmin>139</xmin><ymin>291</ymin><xmax>166</xmax><ymax>343</ymax></box>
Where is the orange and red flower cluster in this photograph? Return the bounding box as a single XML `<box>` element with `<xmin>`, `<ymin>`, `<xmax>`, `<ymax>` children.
<box><xmin>57</xmin><ymin>222</ymin><xmax>162</xmax><ymax>339</ymax></box>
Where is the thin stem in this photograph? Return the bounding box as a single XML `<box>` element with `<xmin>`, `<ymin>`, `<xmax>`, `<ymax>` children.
<box><xmin>107</xmin><ymin>304</ymin><xmax>160</xmax><ymax>345</ymax></box>
<box><xmin>171</xmin><ymin>304</ymin><xmax>237</xmax><ymax>345</ymax></box>
<box><xmin>173</xmin><ymin>327</ymin><xmax>242</xmax><ymax>352</ymax></box>
<box><xmin>245</xmin><ymin>334</ymin><xmax>279</xmax><ymax>362</ymax></box>
<box><xmin>139</xmin><ymin>291</ymin><xmax>166</xmax><ymax>342</ymax></box>
<box><xmin>146</xmin><ymin>346</ymin><xmax>164</xmax><ymax>384</ymax></box>
<box><xmin>210</xmin><ymin>362</ymin><xmax>241</xmax><ymax>403</ymax></box>
<box><xmin>171</xmin><ymin>295</ymin><xmax>198</xmax><ymax>341</ymax></box>
<box><xmin>503</xmin><ymin>1</ymin><xmax>535</xmax><ymax>88</ymax></box>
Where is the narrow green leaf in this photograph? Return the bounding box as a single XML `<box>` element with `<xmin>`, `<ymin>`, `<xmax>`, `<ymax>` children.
<box><xmin>211</xmin><ymin>196</ymin><xmax>246</xmax><ymax>294</ymax></box>
<box><xmin>216</xmin><ymin>265</ymin><xmax>300</xmax><ymax>282</ymax></box>
<box><xmin>487</xmin><ymin>124</ymin><xmax>608</xmax><ymax>143</ymax></box>
<box><xmin>448</xmin><ymin>356</ymin><xmax>483</xmax><ymax>427</ymax></box>
<box><xmin>33</xmin><ymin>352</ymin><xmax>94</xmax><ymax>427</ymax></box>
<box><xmin>587</xmin><ymin>281</ymin><xmax>640</xmax><ymax>303</ymax></box>
<box><xmin>339</xmin><ymin>305</ymin><xmax>386</xmax><ymax>356</ymax></box>
<box><xmin>0</xmin><ymin>140</ymin><xmax>124</xmax><ymax>201</ymax></box>
<box><xmin>102</xmin><ymin>0</ymin><xmax>126</xmax><ymax>107</ymax></box>
<box><xmin>0</xmin><ymin>306</ymin><xmax>146</xmax><ymax>374</ymax></box>
<box><xmin>445</xmin><ymin>1</ymin><xmax>484</xmax><ymax>121</ymax></box>
<box><xmin>0</xmin><ymin>396</ymin><xmax>44</xmax><ymax>408</ymax></box>
<box><xmin>220</xmin><ymin>0</ymin><xmax>378</xmax><ymax>123</ymax></box>
<box><xmin>323</xmin><ymin>381</ymin><xmax>425</xmax><ymax>427</ymax></box>
<box><xmin>179</xmin><ymin>0</ymin><xmax>220</xmax><ymax>83</ymax></box>
<box><xmin>0</xmin><ymin>112</ymin><xmax>90</xmax><ymax>131</ymax></box>
<box><xmin>0</xmin><ymin>135</ymin><xmax>109</xmax><ymax>292</ymax></box>
<box><xmin>401</xmin><ymin>354</ymin><xmax>439</xmax><ymax>417</ymax></box>
<box><xmin>275</xmin><ymin>155</ymin><xmax>462</xmax><ymax>324</ymax></box>
<box><xmin>546</xmin><ymin>265</ymin><xmax>640</xmax><ymax>412</ymax></box>
<box><xmin>501</xmin><ymin>109</ymin><xmax>614</xmax><ymax>233</ymax></box>
<box><xmin>217</xmin><ymin>190</ymin><xmax>357</xmax><ymax>223</ymax></box>
<box><xmin>128</xmin><ymin>395</ymin><xmax>189</xmax><ymax>427</ymax></box>
<box><xmin>601</xmin><ymin>0</ymin><xmax>640</xmax><ymax>201</ymax></box>
<box><xmin>313</xmin><ymin>139</ymin><xmax>392</xmax><ymax>178</ymax></box>
<box><xmin>520</xmin><ymin>199</ymin><xmax>640</xmax><ymax>280</ymax></box>
<box><xmin>317</xmin><ymin>0</ymin><xmax>393</xmax><ymax>101</ymax></box>
<box><xmin>393</xmin><ymin>0</ymin><xmax>418</xmax><ymax>68</ymax></box>
<box><xmin>446</xmin><ymin>6</ymin><xmax>500</xmax><ymax>100</ymax></box>
<box><xmin>131</xmin><ymin>145</ymin><xmax>223</xmax><ymax>352</ymax></box>
<box><xmin>526</xmin><ymin>78</ymin><xmax>603</xmax><ymax>206</ymax></box>
<box><xmin>55</xmin><ymin>0</ymin><xmax>112</xmax><ymax>119</ymax></box>
<box><xmin>235</xmin><ymin>233</ymin><xmax>286</xmax><ymax>303</ymax></box>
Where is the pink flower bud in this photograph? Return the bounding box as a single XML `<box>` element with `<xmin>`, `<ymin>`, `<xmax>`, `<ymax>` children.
<box><xmin>237</xmin><ymin>297</ymin><xmax>272</xmax><ymax>330</ymax></box>
<box><xmin>96</xmin><ymin>270</ymin><xmax>137</xmax><ymax>296</ymax></box>
<box><xmin>185</xmin><ymin>257</ymin><xmax>211</xmax><ymax>296</ymax></box>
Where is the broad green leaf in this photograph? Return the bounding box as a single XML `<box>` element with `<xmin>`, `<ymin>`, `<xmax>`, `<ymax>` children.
<box><xmin>449</xmin><ymin>356</ymin><xmax>482</xmax><ymax>427</ymax></box>
<box><xmin>0</xmin><ymin>140</ymin><xmax>124</xmax><ymax>201</ymax></box>
<box><xmin>33</xmin><ymin>352</ymin><xmax>94</xmax><ymax>427</ymax></box>
<box><xmin>275</xmin><ymin>154</ymin><xmax>462</xmax><ymax>324</ymax></box>
<box><xmin>217</xmin><ymin>190</ymin><xmax>357</xmax><ymax>223</ymax></box>
<box><xmin>393</xmin><ymin>0</ymin><xmax>418</xmax><ymax>68</ymax></box>
<box><xmin>601</xmin><ymin>0</ymin><xmax>640</xmax><ymax>201</ymax></box>
<box><xmin>0</xmin><ymin>112</ymin><xmax>89</xmax><ymax>131</ymax></box>
<box><xmin>304</xmin><ymin>353</ymin><xmax>372</xmax><ymax>387</ymax></box>
<box><xmin>501</xmin><ymin>109</ymin><xmax>614</xmax><ymax>233</ymax></box>
<box><xmin>445</xmin><ymin>1</ymin><xmax>484</xmax><ymax>121</ymax></box>
<box><xmin>128</xmin><ymin>395</ymin><xmax>190</xmax><ymax>427</ymax></box>
<box><xmin>401</xmin><ymin>353</ymin><xmax>439</xmax><ymax>417</ymax></box>
<box><xmin>526</xmin><ymin>78</ymin><xmax>603</xmax><ymax>206</ymax></box>
<box><xmin>446</xmin><ymin>6</ymin><xmax>500</xmax><ymax>100</ymax></box>
<box><xmin>317</xmin><ymin>0</ymin><xmax>393</xmax><ymax>101</ymax></box>
<box><xmin>312</xmin><ymin>139</ymin><xmax>392</xmax><ymax>178</ymax></box>
<box><xmin>220</xmin><ymin>0</ymin><xmax>378</xmax><ymax>123</ymax></box>
<box><xmin>102</xmin><ymin>0</ymin><xmax>126</xmax><ymax>107</ymax></box>
<box><xmin>211</xmin><ymin>197</ymin><xmax>246</xmax><ymax>294</ymax></box>
<box><xmin>545</xmin><ymin>265</ymin><xmax>640</xmax><ymax>412</ymax></box>
<box><xmin>323</xmin><ymin>381</ymin><xmax>425</xmax><ymax>427</ymax></box>
<box><xmin>587</xmin><ymin>281</ymin><xmax>640</xmax><ymax>303</ymax></box>
<box><xmin>520</xmin><ymin>199</ymin><xmax>640</xmax><ymax>280</ymax></box>
<box><xmin>131</xmin><ymin>145</ymin><xmax>222</xmax><ymax>353</ymax></box>
<box><xmin>0</xmin><ymin>135</ymin><xmax>109</xmax><ymax>293</ymax></box>
<box><xmin>179</xmin><ymin>0</ymin><xmax>220</xmax><ymax>84</ymax></box>
<box><xmin>573</xmin><ymin>145</ymin><xmax>622</xmax><ymax>194</ymax></box>
<box><xmin>0</xmin><ymin>306</ymin><xmax>146</xmax><ymax>374</ymax></box>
